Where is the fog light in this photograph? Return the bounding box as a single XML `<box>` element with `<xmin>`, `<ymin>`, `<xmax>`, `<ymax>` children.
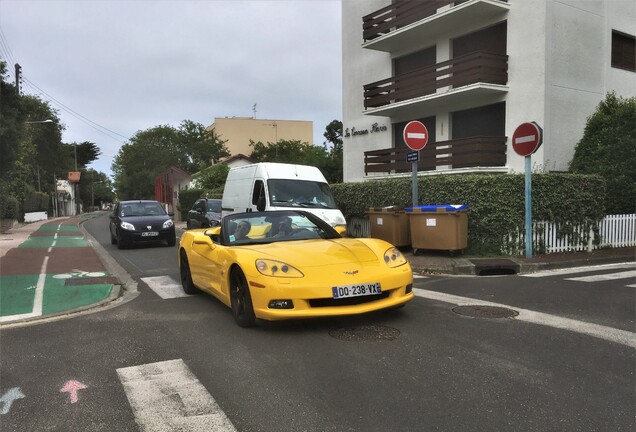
<box><xmin>405</xmin><ymin>284</ymin><xmax>413</xmax><ymax>294</ymax></box>
<box><xmin>268</xmin><ymin>300</ymin><xmax>294</xmax><ymax>309</ymax></box>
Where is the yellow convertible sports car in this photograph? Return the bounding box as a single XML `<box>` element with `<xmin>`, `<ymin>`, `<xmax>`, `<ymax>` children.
<box><xmin>178</xmin><ymin>210</ymin><xmax>414</xmax><ymax>327</ymax></box>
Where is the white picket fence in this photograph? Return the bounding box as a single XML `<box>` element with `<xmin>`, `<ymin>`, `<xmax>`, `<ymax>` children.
<box><xmin>350</xmin><ymin>214</ymin><xmax>636</xmax><ymax>255</ymax></box>
<box><xmin>504</xmin><ymin>214</ymin><xmax>636</xmax><ymax>254</ymax></box>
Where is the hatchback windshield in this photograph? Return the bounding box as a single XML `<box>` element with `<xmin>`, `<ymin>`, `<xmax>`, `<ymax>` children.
<box><xmin>206</xmin><ymin>200</ymin><xmax>222</xmax><ymax>213</ymax></box>
<box><xmin>120</xmin><ymin>202</ymin><xmax>166</xmax><ymax>217</ymax></box>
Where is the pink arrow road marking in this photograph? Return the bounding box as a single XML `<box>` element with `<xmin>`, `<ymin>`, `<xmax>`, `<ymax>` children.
<box><xmin>60</xmin><ymin>380</ymin><xmax>87</xmax><ymax>404</ymax></box>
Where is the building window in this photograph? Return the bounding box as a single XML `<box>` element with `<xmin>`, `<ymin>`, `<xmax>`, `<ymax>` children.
<box><xmin>612</xmin><ymin>31</ymin><xmax>635</xmax><ymax>72</ymax></box>
<box><xmin>451</xmin><ymin>102</ymin><xmax>505</xmax><ymax>139</ymax></box>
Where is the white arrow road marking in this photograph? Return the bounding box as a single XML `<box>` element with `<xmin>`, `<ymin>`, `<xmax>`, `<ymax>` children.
<box><xmin>0</xmin><ymin>387</ymin><xmax>25</xmax><ymax>415</ymax></box>
<box><xmin>414</xmin><ymin>289</ymin><xmax>636</xmax><ymax>349</ymax></box>
<box><xmin>141</xmin><ymin>276</ymin><xmax>190</xmax><ymax>299</ymax></box>
<box><xmin>514</xmin><ymin>134</ymin><xmax>535</xmax><ymax>144</ymax></box>
<box><xmin>117</xmin><ymin>359</ymin><xmax>237</xmax><ymax>432</ymax></box>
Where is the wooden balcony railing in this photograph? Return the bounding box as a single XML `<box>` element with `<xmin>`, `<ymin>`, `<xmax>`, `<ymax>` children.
<box><xmin>363</xmin><ymin>51</ymin><xmax>508</xmax><ymax>109</ymax></box>
<box><xmin>363</xmin><ymin>136</ymin><xmax>507</xmax><ymax>174</ymax></box>
<box><xmin>363</xmin><ymin>0</ymin><xmax>478</xmax><ymax>42</ymax></box>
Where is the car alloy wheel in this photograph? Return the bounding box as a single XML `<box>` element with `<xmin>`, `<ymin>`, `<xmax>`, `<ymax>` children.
<box><xmin>229</xmin><ymin>269</ymin><xmax>256</xmax><ymax>327</ymax></box>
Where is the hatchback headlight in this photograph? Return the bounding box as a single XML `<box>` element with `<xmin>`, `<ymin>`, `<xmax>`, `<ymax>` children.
<box><xmin>163</xmin><ymin>219</ymin><xmax>174</xmax><ymax>229</ymax></box>
<box><xmin>256</xmin><ymin>259</ymin><xmax>304</xmax><ymax>278</ymax></box>
<box><xmin>384</xmin><ymin>247</ymin><xmax>407</xmax><ymax>268</ymax></box>
<box><xmin>120</xmin><ymin>221</ymin><xmax>135</xmax><ymax>231</ymax></box>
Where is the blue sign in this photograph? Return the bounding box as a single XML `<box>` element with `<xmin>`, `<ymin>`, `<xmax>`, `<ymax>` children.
<box><xmin>406</xmin><ymin>151</ymin><xmax>419</xmax><ymax>162</ymax></box>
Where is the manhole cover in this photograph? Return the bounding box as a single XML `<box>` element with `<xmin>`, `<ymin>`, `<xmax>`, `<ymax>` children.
<box><xmin>329</xmin><ymin>325</ymin><xmax>400</xmax><ymax>341</ymax></box>
<box><xmin>452</xmin><ymin>305</ymin><xmax>518</xmax><ymax>319</ymax></box>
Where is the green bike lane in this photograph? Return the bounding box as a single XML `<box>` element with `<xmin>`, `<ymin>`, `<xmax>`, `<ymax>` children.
<box><xmin>0</xmin><ymin>219</ymin><xmax>119</xmax><ymax>324</ymax></box>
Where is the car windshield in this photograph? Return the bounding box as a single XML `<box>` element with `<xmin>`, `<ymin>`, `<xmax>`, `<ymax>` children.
<box><xmin>222</xmin><ymin>210</ymin><xmax>341</xmax><ymax>246</ymax></box>
<box><xmin>267</xmin><ymin>179</ymin><xmax>337</xmax><ymax>209</ymax></box>
<box><xmin>206</xmin><ymin>200</ymin><xmax>222</xmax><ymax>213</ymax></box>
<box><xmin>120</xmin><ymin>202</ymin><xmax>166</xmax><ymax>217</ymax></box>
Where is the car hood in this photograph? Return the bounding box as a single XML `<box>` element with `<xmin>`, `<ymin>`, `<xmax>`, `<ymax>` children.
<box><xmin>240</xmin><ymin>238</ymin><xmax>380</xmax><ymax>267</ymax></box>
<box><xmin>122</xmin><ymin>215</ymin><xmax>170</xmax><ymax>223</ymax></box>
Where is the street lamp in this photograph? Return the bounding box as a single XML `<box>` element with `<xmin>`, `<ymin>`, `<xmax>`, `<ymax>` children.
<box><xmin>25</xmin><ymin>119</ymin><xmax>54</xmax><ymax>124</ymax></box>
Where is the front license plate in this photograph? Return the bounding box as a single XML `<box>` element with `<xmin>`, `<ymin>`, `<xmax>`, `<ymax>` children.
<box><xmin>332</xmin><ymin>282</ymin><xmax>382</xmax><ymax>299</ymax></box>
<box><xmin>141</xmin><ymin>231</ymin><xmax>159</xmax><ymax>237</ymax></box>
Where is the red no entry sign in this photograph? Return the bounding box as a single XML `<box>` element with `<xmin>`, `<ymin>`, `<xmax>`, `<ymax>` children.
<box><xmin>403</xmin><ymin>121</ymin><xmax>429</xmax><ymax>151</ymax></box>
<box><xmin>512</xmin><ymin>122</ymin><xmax>543</xmax><ymax>157</ymax></box>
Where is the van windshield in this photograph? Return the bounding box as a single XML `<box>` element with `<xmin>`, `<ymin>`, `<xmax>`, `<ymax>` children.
<box><xmin>267</xmin><ymin>179</ymin><xmax>338</xmax><ymax>209</ymax></box>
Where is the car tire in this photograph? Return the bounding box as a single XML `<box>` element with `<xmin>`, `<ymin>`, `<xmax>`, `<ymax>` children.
<box><xmin>166</xmin><ymin>234</ymin><xmax>176</xmax><ymax>247</ymax></box>
<box><xmin>229</xmin><ymin>268</ymin><xmax>256</xmax><ymax>328</ymax></box>
<box><xmin>110</xmin><ymin>232</ymin><xmax>117</xmax><ymax>245</ymax></box>
<box><xmin>180</xmin><ymin>251</ymin><xmax>198</xmax><ymax>295</ymax></box>
<box><xmin>186</xmin><ymin>220</ymin><xmax>191</xmax><ymax>230</ymax></box>
<box><xmin>117</xmin><ymin>235</ymin><xmax>126</xmax><ymax>249</ymax></box>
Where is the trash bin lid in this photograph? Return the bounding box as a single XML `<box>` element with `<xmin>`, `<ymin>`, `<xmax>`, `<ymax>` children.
<box><xmin>406</xmin><ymin>204</ymin><xmax>469</xmax><ymax>212</ymax></box>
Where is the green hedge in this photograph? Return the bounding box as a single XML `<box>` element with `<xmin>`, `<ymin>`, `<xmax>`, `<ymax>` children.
<box><xmin>23</xmin><ymin>189</ymin><xmax>49</xmax><ymax>213</ymax></box>
<box><xmin>331</xmin><ymin>173</ymin><xmax>606</xmax><ymax>255</ymax></box>
<box><xmin>177</xmin><ymin>188</ymin><xmax>204</xmax><ymax>221</ymax></box>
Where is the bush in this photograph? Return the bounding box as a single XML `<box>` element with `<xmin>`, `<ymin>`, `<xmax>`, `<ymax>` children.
<box><xmin>177</xmin><ymin>188</ymin><xmax>204</xmax><ymax>220</ymax></box>
<box><xmin>331</xmin><ymin>173</ymin><xmax>606</xmax><ymax>255</ymax></box>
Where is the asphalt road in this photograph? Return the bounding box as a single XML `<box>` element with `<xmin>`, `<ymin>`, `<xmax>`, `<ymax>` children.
<box><xmin>0</xmin><ymin>212</ymin><xmax>633</xmax><ymax>431</ymax></box>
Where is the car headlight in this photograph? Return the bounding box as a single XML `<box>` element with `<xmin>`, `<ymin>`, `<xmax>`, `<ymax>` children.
<box><xmin>120</xmin><ymin>221</ymin><xmax>135</xmax><ymax>231</ymax></box>
<box><xmin>384</xmin><ymin>247</ymin><xmax>407</xmax><ymax>268</ymax></box>
<box><xmin>163</xmin><ymin>219</ymin><xmax>174</xmax><ymax>229</ymax></box>
<box><xmin>256</xmin><ymin>259</ymin><xmax>304</xmax><ymax>278</ymax></box>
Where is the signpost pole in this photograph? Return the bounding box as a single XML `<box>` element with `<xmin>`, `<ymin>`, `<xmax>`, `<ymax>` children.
<box><xmin>524</xmin><ymin>156</ymin><xmax>532</xmax><ymax>258</ymax></box>
<box><xmin>412</xmin><ymin>157</ymin><xmax>418</xmax><ymax>208</ymax></box>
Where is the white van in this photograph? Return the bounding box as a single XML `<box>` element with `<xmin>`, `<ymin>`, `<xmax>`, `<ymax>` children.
<box><xmin>221</xmin><ymin>162</ymin><xmax>347</xmax><ymax>229</ymax></box>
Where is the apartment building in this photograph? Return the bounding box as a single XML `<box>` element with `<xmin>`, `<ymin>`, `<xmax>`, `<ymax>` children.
<box><xmin>208</xmin><ymin>117</ymin><xmax>313</xmax><ymax>157</ymax></box>
<box><xmin>342</xmin><ymin>0</ymin><xmax>635</xmax><ymax>182</ymax></box>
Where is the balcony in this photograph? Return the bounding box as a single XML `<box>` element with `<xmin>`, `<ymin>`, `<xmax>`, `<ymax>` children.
<box><xmin>363</xmin><ymin>0</ymin><xmax>510</xmax><ymax>52</ymax></box>
<box><xmin>363</xmin><ymin>51</ymin><xmax>508</xmax><ymax>117</ymax></box>
<box><xmin>363</xmin><ymin>136</ymin><xmax>507</xmax><ymax>174</ymax></box>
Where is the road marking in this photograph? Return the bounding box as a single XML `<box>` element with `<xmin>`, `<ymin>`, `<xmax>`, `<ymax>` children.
<box><xmin>521</xmin><ymin>262</ymin><xmax>635</xmax><ymax>277</ymax></box>
<box><xmin>0</xmin><ymin>387</ymin><xmax>25</xmax><ymax>415</ymax></box>
<box><xmin>413</xmin><ymin>288</ymin><xmax>636</xmax><ymax>349</ymax></box>
<box><xmin>0</xmin><ymin>256</ymin><xmax>49</xmax><ymax>323</ymax></box>
<box><xmin>565</xmin><ymin>270</ymin><xmax>636</xmax><ymax>283</ymax></box>
<box><xmin>60</xmin><ymin>380</ymin><xmax>87</xmax><ymax>404</ymax></box>
<box><xmin>117</xmin><ymin>359</ymin><xmax>237</xmax><ymax>432</ymax></box>
<box><xmin>141</xmin><ymin>276</ymin><xmax>190</xmax><ymax>299</ymax></box>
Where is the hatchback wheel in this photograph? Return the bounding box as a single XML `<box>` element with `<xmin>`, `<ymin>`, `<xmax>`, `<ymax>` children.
<box><xmin>229</xmin><ymin>268</ymin><xmax>256</xmax><ymax>327</ymax></box>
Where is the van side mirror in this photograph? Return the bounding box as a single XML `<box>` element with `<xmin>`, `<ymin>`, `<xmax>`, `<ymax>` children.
<box><xmin>257</xmin><ymin>195</ymin><xmax>266</xmax><ymax>211</ymax></box>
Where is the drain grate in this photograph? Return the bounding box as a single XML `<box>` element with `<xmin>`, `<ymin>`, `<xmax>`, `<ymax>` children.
<box><xmin>329</xmin><ymin>325</ymin><xmax>400</xmax><ymax>341</ymax></box>
<box><xmin>452</xmin><ymin>305</ymin><xmax>518</xmax><ymax>319</ymax></box>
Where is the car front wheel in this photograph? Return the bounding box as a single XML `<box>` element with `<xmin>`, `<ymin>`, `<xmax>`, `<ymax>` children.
<box><xmin>180</xmin><ymin>251</ymin><xmax>198</xmax><ymax>295</ymax></box>
<box><xmin>229</xmin><ymin>268</ymin><xmax>256</xmax><ymax>328</ymax></box>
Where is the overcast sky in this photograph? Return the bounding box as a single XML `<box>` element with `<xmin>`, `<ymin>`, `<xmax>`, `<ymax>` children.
<box><xmin>0</xmin><ymin>0</ymin><xmax>342</xmax><ymax>178</ymax></box>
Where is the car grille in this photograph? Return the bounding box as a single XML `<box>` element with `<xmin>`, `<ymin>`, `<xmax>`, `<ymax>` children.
<box><xmin>134</xmin><ymin>223</ymin><xmax>163</xmax><ymax>231</ymax></box>
<box><xmin>308</xmin><ymin>291</ymin><xmax>389</xmax><ymax>308</ymax></box>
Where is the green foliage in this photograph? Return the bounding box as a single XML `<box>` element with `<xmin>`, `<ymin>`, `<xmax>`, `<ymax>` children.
<box><xmin>177</xmin><ymin>188</ymin><xmax>204</xmax><ymax>220</ymax></box>
<box><xmin>331</xmin><ymin>173</ymin><xmax>606</xmax><ymax>255</ymax></box>
<box><xmin>23</xmin><ymin>187</ymin><xmax>49</xmax><ymax>213</ymax></box>
<box><xmin>569</xmin><ymin>92</ymin><xmax>636</xmax><ymax>214</ymax></box>
<box><xmin>322</xmin><ymin>120</ymin><xmax>343</xmax><ymax>183</ymax></box>
<box><xmin>0</xmin><ymin>182</ymin><xmax>19</xmax><ymax>219</ymax></box>
<box><xmin>112</xmin><ymin>122</ymin><xmax>230</xmax><ymax>199</ymax></box>
<box><xmin>193</xmin><ymin>163</ymin><xmax>229</xmax><ymax>195</ymax></box>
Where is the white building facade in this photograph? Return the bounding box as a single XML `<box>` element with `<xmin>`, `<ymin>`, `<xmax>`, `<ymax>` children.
<box><xmin>342</xmin><ymin>0</ymin><xmax>636</xmax><ymax>182</ymax></box>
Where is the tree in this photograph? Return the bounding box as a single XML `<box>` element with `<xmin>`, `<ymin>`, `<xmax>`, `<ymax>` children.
<box><xmin>65</xmin><ymin>141</ymin><xmax>102</xmax><ymax>170</ymax></box>
<box><xmin>78</xmin><ymin>169</ymin><xmax>114</xmax><ymax>209</ymax></box>
<box><xmin>192</xmin><ymin>163</ymin><xmax>229</xmax><ymax>197</ymax></box>
<box><xmin>569</xmin><ymin>92</ymin><xmax>636</xmax><ymax>214</ymax></box>
<box><xmin>323</xmin><ymin>120</ymin><xmax>343</xmax><ymax>183</ymax></box>
<box><xmin>112</xmin><ymin>121</ymin><xmax>230</xmax><ymax>199</ymax></box>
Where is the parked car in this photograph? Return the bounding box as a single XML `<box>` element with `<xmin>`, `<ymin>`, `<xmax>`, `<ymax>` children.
<box><xmin>178</xmin><ymin>210</ymin><xmax>414</xmax><ymax>327</ymax></box>
<box><xmin>186</xmin><ymin>198</ymin><xmax>222</xmax><ymax>229</ymax></box>
<box><xmin>109</xmin><ymin>200</ymin><xmax>176</xmax><ymax>249</ymax></box>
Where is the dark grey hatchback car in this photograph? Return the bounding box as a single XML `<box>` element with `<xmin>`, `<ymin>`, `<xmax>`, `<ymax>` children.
<box><xmin>186</xmin><ymin>198</ymin><xmax>222</xmax><ymax>229</ymax></box>
<box><xmin>109</xmin><ymin>200</ymin><xmax>176</xmax><ymax>249</ymax></box>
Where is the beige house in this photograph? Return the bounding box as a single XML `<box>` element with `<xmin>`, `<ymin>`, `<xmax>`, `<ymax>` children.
<box><xmin>208</xmin><ymin>117</ymin><xmax>313</xmax><ymax>157</ymax></box>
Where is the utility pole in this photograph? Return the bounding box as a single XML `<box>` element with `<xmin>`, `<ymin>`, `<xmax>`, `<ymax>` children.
<box><xmin>15</xmin><ymin>63</ymin><xmax>21</xmax><ymax>95</ymax></box>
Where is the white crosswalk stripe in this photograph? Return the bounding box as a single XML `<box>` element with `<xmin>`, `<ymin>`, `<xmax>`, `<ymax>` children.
<box><xmin>565</xmin><ymin>270</ymin><xmax>636</xmax><ymax>283</ymax></box>
<box><xmin>141</xmin><ymin>276</ymin><xmax>190</xmax><ymax>299</ymax></box>
<box><xmin>522</xmin><ymin>262</ymin><xmax>635</xmax><ymax>278</ymax></box>
<box><xmin>117</xmin><ymin>359</ymin><xmax>237</xmax><ymax>432</ymax></box>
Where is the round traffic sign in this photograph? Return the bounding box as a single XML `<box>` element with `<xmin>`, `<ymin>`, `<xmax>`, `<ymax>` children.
<box><xmin>512</xmin><ymin>122</ymin><xmax>543</xmax><ymax>157</ymax></box>
<box><xmin>403</xmin><ymin>121</ymin><xmax>429</xmax><ymax>151</ymax></box>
